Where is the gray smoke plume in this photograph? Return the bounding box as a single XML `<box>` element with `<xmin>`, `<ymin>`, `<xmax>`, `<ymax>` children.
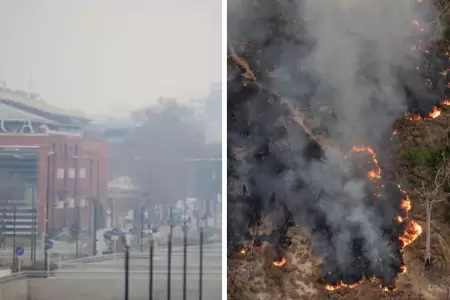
<box><xmin>228</xmin><ymin>0</ymin><xmax>439</xmax><ymax>288</ymax></box>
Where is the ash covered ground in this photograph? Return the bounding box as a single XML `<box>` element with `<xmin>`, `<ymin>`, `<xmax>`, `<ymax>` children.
<box><xmin>227</xmin><ymin>0</ymin><xmax>450</xmax><ymax>292</ymax></box>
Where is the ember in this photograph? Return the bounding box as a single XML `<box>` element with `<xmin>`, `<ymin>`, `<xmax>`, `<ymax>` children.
<box><xmin>272</xmin><ymin>257</ymin><xmax>287</xmax><ymax>267</ymax></box>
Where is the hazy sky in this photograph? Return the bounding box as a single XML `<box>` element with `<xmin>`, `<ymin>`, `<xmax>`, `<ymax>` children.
<box><xmin>0</xmin><ymin>0</ymin><xmax>221</xmax><ymax>116</ymax></box>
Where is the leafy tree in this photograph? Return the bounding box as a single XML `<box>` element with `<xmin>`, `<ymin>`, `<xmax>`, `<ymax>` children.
<box><xmin>118</xmin><ymin>97</ymin><xmax>220</xmax><ymax>212</ymax></box>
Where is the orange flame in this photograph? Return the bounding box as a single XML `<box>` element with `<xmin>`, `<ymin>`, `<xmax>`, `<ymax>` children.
<box><xmin>325</xmin><ymin>282</ymin><xmax>360</xmax><ymax>291</ymax></box>
<box><xmin>240</xmin><ymin>248</ymin><xmax>246</xmax><ymax>254</ymax></box>
<box><xmin>351</xmin><ymin>145</ymin><xmax>381</xmax><ymax>181</ymax></box>
<box><xmin>399</xmin><ymin>220</ymin><xmax>422</xmax><ymax>247</ymax></box>
<box><xmin>441</xmin><ymin>99</ymin><xmax>450</xmax><ymax>106</ymax></box>
<box><xmin>325</xmin><ymin>146</ymin><xmax>423</xmax><ymax>292</ymax></box>
<box><xmin>407</xmin><ymin>106</ymin><xmax>441</xmax><ymax>120</ymax></box>
<box><xmin>272</xmin><ymin>257</ymin><xmax>287</xmax><ymax>267</ymax></box>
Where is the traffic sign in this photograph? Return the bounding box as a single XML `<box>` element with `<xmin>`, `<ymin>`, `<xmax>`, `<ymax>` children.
<box><xmin>111</xmin><ymin>228</ymin><xmax>120</xmax><ymax>235</ymax></box>
<box><xmin>170</xmin><ymin>211</ymin><xmax>182</xmax><ymax>226</ymax></box>
<box><xmin>45</xmin><ymin>239</ymin><xmax>53</xmax><ymax>250</ymax></box>
<box><xmin>15</xmin><ymin>247</ymin><xmax>24</xmax><ymax>256</ymax></box>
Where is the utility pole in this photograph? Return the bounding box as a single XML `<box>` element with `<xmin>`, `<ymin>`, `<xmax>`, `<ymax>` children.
<box><xmin>31</xmin><ymin>188</ymin><xmax>36</xmax><ymax>263</ymax></box>
<box><xmin>123</xmin><ymin>234</ymin><xmax>130</xmax><ymax>300</ymax></box>
<box><xmin>92</xmin><ymin>159</ymin><xmax>100</xmax><ymax>256</ymax></box>
<box><xmin>12</xmin><ymin>206</ymin><xmax>16</xmax><ymax>271</ymax></box>
<box><xmin>74</xmin><ymin>145</ymin><xmax>79</xmax><ymax>258</ymax></box>
<box><xmin>140</xmin><ymin>202</ymin><xmax>144</xmax><ymax>252</ymax></box>
<box><xmin>50</xmin><ymin>144</ymin><xmax>56</xmax><ymax>235</ymax></box>
<box><xmin>63</xmin><ymin>143</ymin><xmax>68</xmax><ymax>229</ymax></box>
<box><xmin>89</xmin><ymin>158</ymin><xmax>93</xmax><ymax>254</ymax></box>
<box><xmin>44</xmin><ymin>152</ymin><xmax>51</xmax><ymax>274</ymax></box>
<box><xmin>182</xmin><ymin>162</ymin><xmax>188</xmax><ymax>300</ymax></box>
<box><xmin>199</xmin><ymin>215</ymin><xmax>205</xmax><ymax>300</ymax></box>
<box><xmin>148</xmin><ymin>228</ymin><xmax>154</xmax><ymax>300</ymax></box>
<box><xmin>167</xmin><ymin>207</ymin><xmax>173</xmax><ymax>300</ymax></box>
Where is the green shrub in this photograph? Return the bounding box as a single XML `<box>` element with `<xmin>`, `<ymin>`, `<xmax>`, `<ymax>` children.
<box><xmin>401</xmin><ymin>146</ymin><xmax>450</xmax><ymax>169</ymax></box>
<box><xmin>401</xmin><ymin>147</ymin><xmax>433</xmax><ymax>167</ymax></box>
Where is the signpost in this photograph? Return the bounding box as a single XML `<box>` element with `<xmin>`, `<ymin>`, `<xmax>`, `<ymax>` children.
<box><xmin>111</xmin><ymin>228</ymin><xmax>120</xmax><ymax>260</ymax></box>
<box><xmin>15</xmin><ymin>247</ymin><xmax>24</xmax><ymax>273</ymax></box>
<box><xmin>45</xmin><ymin>240</ymin><xmax>53</xmax><ymax>278</ymax></box>
<box><xmin>45</xmin><ymin>239</ymin><xmax>53</xmax><ymax>250</ymax></box>
<box><xmin>170</xmin><ymin>211</ymin><xmax>182</xmax><ymax>226</ymax></box>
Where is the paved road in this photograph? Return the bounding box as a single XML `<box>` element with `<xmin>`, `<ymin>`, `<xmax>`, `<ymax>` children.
<box><xmin>43</xmin><ymin>243</ymin><xmax>222</xmax><ymax>299</ymax></box>
<box><xmin>57</xmin><ymin>242</ymin><xmax>221</xmax><ymax>275</ymax></box>
<box><xmin>59</xmin><ymin>250</ymin><xmax>220</xmax><ymax>274</ymax></box>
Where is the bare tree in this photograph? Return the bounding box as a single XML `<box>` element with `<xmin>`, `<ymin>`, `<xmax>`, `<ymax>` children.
<box><xmin>414</xmin><ymin>154</ymin><xmax>450</xmax><ymax>266</ymax></box>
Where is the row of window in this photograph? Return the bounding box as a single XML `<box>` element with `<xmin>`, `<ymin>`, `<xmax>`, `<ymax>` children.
<box><xmin>55</xmin><ymin>168</ymin><xmax>88</xmax><ymax>179</ymax></box>
<box><xmin>53</xmin><ymin>198</ymin><xmax>89</xmax><ymax>208</ymax></box>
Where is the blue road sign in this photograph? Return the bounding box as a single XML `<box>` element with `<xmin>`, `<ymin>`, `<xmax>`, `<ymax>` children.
<box><xmin>45</xmin><ymin>239</ymin><xmax>53</xmax><ymax>250</ymax></box>
<box><xmin>111</xmin><ymin>228</ymin><xmax>120</xmax><ymax>235</ymax></box>
<box><xmin>15</xmin><ymin>247</ymin><xmax>24</xmax><ymax>256</ymax></box>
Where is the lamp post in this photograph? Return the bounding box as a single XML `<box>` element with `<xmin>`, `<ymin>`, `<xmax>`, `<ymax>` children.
<box><xmin>123</xmin><ymin>233</ymin><xmax>130</xmax><ymax>300</ymax></box>
<box><xmin>44</xmin><ymin>151</ymin><xmax>54</xmax><ymax>274</ymax></box>
<box><xmin>93</xmin><ymin>159</ymin><xmax>100</xmax><ymax>256</ymax></box>
<box><xmin>167</xmin><ymin>207</ymin><xmax>173</xmax><ymax>300</ymax></box>
<box><xmin>140</xmin><ymin>202</ymin><xmax>144</xmax><ymax>253</ymax></box>
<box><xmin>199</xmin><ymin>214</ymin><xmax>205</xmax><ymax>300</ymax></box>
<box><xmin>148</xmin><ymin>226</ymin><xmax>155</xmax><ymax>300</ymax></box>
<box><xmin>73</xmin><ymin>147</ymin><xmax>79</xmax><ymax>258</ymax></box>
<box><xmin>12</xmin><ymin>206</ymin><xmax>16</xmax><ymax>271</ymax></box>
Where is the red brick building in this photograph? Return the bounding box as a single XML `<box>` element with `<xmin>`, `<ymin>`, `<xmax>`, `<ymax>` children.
<box><xmin>0</xmin><ymin>135</ymin><xmax>108</xmax><ymax>232</ymax></box>
<box><xmin>0</xmin><ymin>90</ymin><xmax>108</xmax><ymax>237</ymax></box>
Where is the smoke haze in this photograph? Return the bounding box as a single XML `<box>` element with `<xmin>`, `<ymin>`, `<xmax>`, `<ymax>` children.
<box><xmin>0</xmin><ymin>0</ymin><xmax>221</xmax><ymax>115</ymax></box>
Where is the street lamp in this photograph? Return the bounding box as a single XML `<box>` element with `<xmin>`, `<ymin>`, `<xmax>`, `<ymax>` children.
<box><xmin>122</xmin><ymin>232</ymin><xmax>131</xmax><ymax>300</ymax></box>
<box><xmin>44</xmin><ymin>151</ymin><xmax>55</xmax><ymax>274</ymax></box>
<box><xmin>199</xmin><ymin>214</ymin><xmax>206</xmax><ymax>300</ymax></box>
<box><xmin>148</xmin><ymin>226</ymin><xmax>156</xmax><ymax>300</ymax></box>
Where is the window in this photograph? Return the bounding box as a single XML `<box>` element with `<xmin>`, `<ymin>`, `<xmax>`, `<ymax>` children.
<box><xmin>67</xmin><ymin>198</ymin><xmax>75</xmax><ymax>208</ymax></box>
<box><xmin>79</xmin><ymin>168</ymin><xmax>86</xmax><ymax>179</ymax></box>
<box><xmin>55</xmin><ymin>201</ymin><xmax>64</xmax><ymax>209</ymax></box>
<box><xmin>68</xmin><ymin>168</ymin><xmax>75</xmax><ymax>179</ymax></box>
<box><xmin>57</xmin><ymin>168</ymin><xmax>64</xmax><ymax>179</ymax></box>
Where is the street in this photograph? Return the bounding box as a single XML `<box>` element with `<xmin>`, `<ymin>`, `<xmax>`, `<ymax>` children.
<box><xmin>39</xmin><ymin>242</ymin><xmax>222</xmax><ymax>299</ymax></box>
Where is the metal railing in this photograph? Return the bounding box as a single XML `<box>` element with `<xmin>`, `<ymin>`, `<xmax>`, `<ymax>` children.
<box><xmin>0</xmin><ymin>224</ymin><xmax>221</xmax><ymax>300</ymax></box>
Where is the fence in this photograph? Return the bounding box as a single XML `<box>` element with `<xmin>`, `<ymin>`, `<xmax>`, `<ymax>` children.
<box><xmin>0</xmin><ymin>225</ymin><xmax>222</xmax><ymax>300</ymax></box>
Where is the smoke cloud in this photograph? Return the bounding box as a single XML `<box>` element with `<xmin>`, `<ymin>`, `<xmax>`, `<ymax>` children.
<box><xmin>228</xmin><ymin>0</ymin><xmax>444</xmax><ymax>289</ymax></box>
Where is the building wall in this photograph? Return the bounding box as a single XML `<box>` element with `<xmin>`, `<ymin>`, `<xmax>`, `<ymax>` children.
<box><xmin>0</xmin><ymin>134</ymin><xmax>108</xmax><ymax>233</ymax></box>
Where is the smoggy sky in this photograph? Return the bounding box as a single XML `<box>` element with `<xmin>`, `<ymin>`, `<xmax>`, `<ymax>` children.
<box><xmin>0</xmin><ymin>0</ymin><xmax>221</xmax><ymax>117</ymax></box>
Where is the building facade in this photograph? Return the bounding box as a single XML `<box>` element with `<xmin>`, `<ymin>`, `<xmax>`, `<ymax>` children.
<box><xmin>0</xmin><ymin>90</ymin><xmax>108</xmax><ymax>238</ymax></box>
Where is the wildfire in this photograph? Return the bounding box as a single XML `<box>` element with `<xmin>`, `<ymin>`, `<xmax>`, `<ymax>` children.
<box><xmin>325</xmin><ymin>282</ymin><xmax>360</xmax><ymax>291</ymax></box>
<box><xmin>441</xmin><ymin>99</ymin><xmax>450</xmax><ymax>106</ymax></box>
<box><xmin>407</xmin><ymin>106</ymin><xmax>441</xmax><ymax>120</ymax></box>
<box><xmin>399</xmin><ymin>220</ymin><xmax>423</xmax><ymax>247</ymax></box>
<box><xmin>325</xmin><ymin>146</ymin><xmax>423</xmax><ymax>292</ymax></box>
<box><xmin>351</xmin><ymin>145</ymin><xmax>381</xmax><ymax>181</ymax></box>
<box><xmin>407</xmin><ymin>99</ymin><xmax>450</xmax><ymax>121</ymax></box>
<box><xmin>272</xmin><ymin>257</ymin><xmax>287</xmax><ymax>267</ymax></box>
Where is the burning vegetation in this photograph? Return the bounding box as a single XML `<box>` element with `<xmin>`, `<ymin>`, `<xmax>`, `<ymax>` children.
<box><xmin>228</xmin><ymin>0</ymin><xmax>450</xmax><ymax>299</ymax></box>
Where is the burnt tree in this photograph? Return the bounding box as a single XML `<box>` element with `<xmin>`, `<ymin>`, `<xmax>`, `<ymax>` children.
<box><xmin>414</xmin><ymin>154</ymin><xmax>450</xmax><ymax>266</ymax></box>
